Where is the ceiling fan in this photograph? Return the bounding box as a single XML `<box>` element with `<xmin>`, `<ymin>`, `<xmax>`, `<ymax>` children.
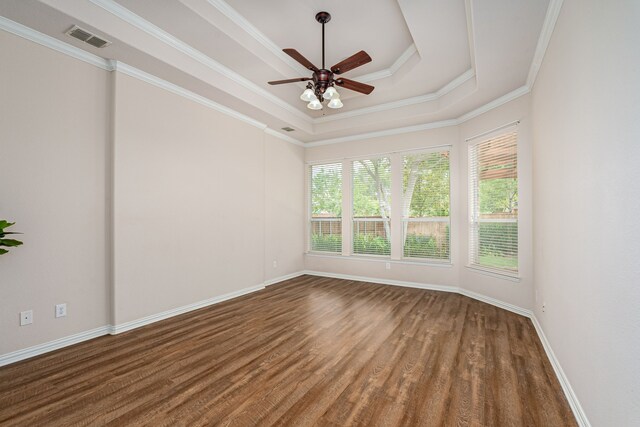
<box><xmin>268</xmin><ymin>11</ymin><xmax>374</xmax><ymax>110</ymax></box>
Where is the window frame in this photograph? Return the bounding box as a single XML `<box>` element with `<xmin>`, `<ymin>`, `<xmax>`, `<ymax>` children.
<box><xmin>351</xmin><ymin>155</ymin><xmax>392</xmax><ymax>258</ymax></box>
<box><xmin>467</xmin><ymin>125</ymin><xmax>520</xmax><ymax>279</ymax></box>
<box><xmin>308</xmin><ymin>162</ymin><xmax>343</xmax><ymax>255</ymax></box>
<box><xmin>401</xmin><ymin>148</ymin><xmax>452</xmax><ymax>263</ymax></box>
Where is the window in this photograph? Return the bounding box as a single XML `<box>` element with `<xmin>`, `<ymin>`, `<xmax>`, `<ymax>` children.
<box><xmin>469</xmin><ymin>130</ymin><xmax>518</xmax><ymax>274</ymax></box>
<box><xmin>352</xmin><ymin>157</ymin><xmax>391</xmax><ymax>256</ymax></box>
<box><xmin>402</xmin><ymin>150</ymin><xmax>451</xmax><ymax>261</ymax></box>
<box><xmin>310</xmin><ymin>163</ymin><xmax>342</xmax><ymax>253</ymax></box>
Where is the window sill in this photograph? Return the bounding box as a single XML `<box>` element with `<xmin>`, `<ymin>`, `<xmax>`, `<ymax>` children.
<box><xmin>465</xmin><ymin>265</ymin><xmax>521</xmax><ymax>282</ymax></box>
<box><xmin>305</xmin><ymin>252</ymin><xmax>453</xmax><ymax>268</ymax></box>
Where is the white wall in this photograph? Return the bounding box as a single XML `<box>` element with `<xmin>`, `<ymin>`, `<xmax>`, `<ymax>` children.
<box><xmin>264</xmin><ymin>133</ymin><xmax>305</xmax><ymax>282</ymax></box>
<box><xmin>531</xmin><ymin>0</ymin><xmax>640</xmax><ymax>425</ymax></box>
<box><xmin>0</xmin><ymin>31</ymin><xmax>111</xmax><ymax>354</ymax></box>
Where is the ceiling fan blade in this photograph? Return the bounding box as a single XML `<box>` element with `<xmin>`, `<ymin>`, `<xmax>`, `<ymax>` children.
<box><xmin>331</xmin><ymin>50</ymin><xmax>372</xmax><ymax>75</ymax></box>
<box><xmin>283</xmin><ymin>48</ymin><xmax>319</xmax><ymax>71</ymax></box>
<box><xmin>268</xmin><ymin>77</ymin><xmax>312</xmax><ymax>85</ymax></box>
<box><xmin>334</xmin><ymin>78</ymin><xmax>375</xmax><ymax>95</ymax></box>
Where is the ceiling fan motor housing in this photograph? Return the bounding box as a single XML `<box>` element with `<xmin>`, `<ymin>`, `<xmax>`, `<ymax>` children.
<box><xmin>313</xmin><ymin>69</ymin><xmax>333</xmax><ymax>99</ymax></box>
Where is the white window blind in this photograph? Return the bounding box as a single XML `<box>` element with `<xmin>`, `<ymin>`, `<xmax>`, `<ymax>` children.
<box><xmin>310</xmin><ymin>163</ymin><xmax>342</xmax><ymax>253</ymax></box>
<box><xmin>469</xmin><ymin>130</ymin><xmax>518</xmax><ymax>274</ymax></box>
<box><xmin>402</xmin><ymin>150</ymin><xmax>451</xmax><ymax>261</ymax></box>
<box><xmin>352</xmin><ymin>157</ymin><xmax>391</xmax><ymax>256</ymax></box>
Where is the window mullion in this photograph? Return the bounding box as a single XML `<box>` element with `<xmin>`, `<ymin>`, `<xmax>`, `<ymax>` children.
<box><xmin>390</xmin><ymin>153</ymin><xmax>403</xmax><ymax>260</ymax></box>
<box><xmin>341</xmin><ymin>159</ymin><xmax>352</xmax><ymax>256</ymax></box>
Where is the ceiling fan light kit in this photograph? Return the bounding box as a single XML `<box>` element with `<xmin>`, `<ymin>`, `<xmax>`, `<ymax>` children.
<box><xmin>268</xmin><ymin>11</ymin><xmax>375</xmax><ymax>112</ymax></box>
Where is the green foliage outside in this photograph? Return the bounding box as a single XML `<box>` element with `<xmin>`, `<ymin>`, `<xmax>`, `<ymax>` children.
<box><xmin>352</xmin><ymin>158</ymin><xmax>391</xmax><ymax>218</ymax></box>
<box><xmin>352</xmin><ymin>233</ymin><xmax>390</xmax><ymax>256</ymax></box>
<box><xmin>403</xmin><ymin>152</ymin><xmax>450</xmax><ymax>217</ymax></box>
<box><xmin>479</xmin><ymin>178</ymin><xmax>518</xmax><ymax>214</ymax></box>
<box><xmin>403</xmin><ymin>227</ymin><xmax>450</xmax><ymax>260</ymax></box>
<box><xmin>311</xmin><ymin>164</ymin><xmax>342</xmax><ymax>217</ymax></box>
<box><xmin>477</xmin><ymin>222</ymin><xmax>518</xmax><ymax>270</ymax></box>
<box><xmin>310</xmin><ymin>151</ymin><xmax>518</xmax><ymax>267</ymax></box>
<box><xmin>311</xmin><ymin>233</ymin><xmax>342</xmax><ymax>253</ymax></box>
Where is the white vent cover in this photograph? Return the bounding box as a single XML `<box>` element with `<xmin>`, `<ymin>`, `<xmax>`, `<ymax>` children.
<box><xmin>65</xmin><ymin>25</ymin><xmax>111</xmax><ymax>48</ymax></box>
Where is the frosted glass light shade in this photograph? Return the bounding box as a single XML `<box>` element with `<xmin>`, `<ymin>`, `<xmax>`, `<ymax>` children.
<box><xmin>300</xmin><ymin>88</ymin><xmax>315</xmax><ymax>102</ymax></box>
<box><xmin>324</xmin><ymin>86</ymin><xmax>338</xmax><ymax>100</ymax></box>
<box><xmin>307</xmin><ymin>98</ymin><xmax>322</xmax><ymax>110</ymax></box>
<box><xmin>327</xmin><ymin>97</ymin><xmax>343</xmax><ymax>109</ymax></box>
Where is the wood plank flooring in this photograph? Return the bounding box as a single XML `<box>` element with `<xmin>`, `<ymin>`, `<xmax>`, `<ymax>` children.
<box><xmin>0</xmin><ymin>275</ymin><xmax>577</xmax><ymax>426</ymax></box>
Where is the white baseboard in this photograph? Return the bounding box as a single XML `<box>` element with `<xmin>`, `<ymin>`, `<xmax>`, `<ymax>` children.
<box><xmin>0</xmin><ymin>270</ymin><xmax>590</xmax><ymax>426</ymax></box>
<box><xmin>530</xmin><ymin>315</ymin><xmax>591</xmax><ymax>427</ymax></box>
<box><xmin>264</xmin><ymin>270</ymin><xmax>306</xmax><ymax>286</ymax></box>
<box><xmin>0</xmin><ymin>326</ymin><xmax>111</xmax><ymax>367</ymax></box>
<box><xmin>109</xmin><ymin>283</ymin><xmax>265</xmax><ymax>334</ymax></box>
<box><xmin>303</xmin><ymin>270</ymin><xmax>460</xmax><ymax>294</ymax></box>
<box><xmin>459</xmin><ymin>288</ymin><xmax>533</xmax><ymax>318</ymax></box>
<box><xmin>302</xmin><ymin>269</ymin><xmax>589</xmax><ymax>426</ymax></box>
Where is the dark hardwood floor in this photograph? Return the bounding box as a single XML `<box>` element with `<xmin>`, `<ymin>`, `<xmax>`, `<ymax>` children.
<box><xmin>0</xmin><ymin>275</ymin><xmax>576</xmax><ymax>426</ymax></box>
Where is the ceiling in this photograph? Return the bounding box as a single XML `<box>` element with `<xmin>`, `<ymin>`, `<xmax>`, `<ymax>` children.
<box><xmin>0</xmin><ymin>0</ymin><xmax>550</xmax><ymax>144</ymax></box>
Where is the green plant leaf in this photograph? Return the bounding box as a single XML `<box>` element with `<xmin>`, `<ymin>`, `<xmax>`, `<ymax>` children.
<box><xmin>0</xmin><ymin>239</ymin><xmax>23</xmax><ymax>247</ymax></box>
<box><xmin>0</xmin><ymin>220</ymin><xmax>15</xmax><ymax>231</ymax></box>
<box><xmin>0</xmin><ymin>249</ymin><xmax>8</xmax><ymax>255</ymax></box>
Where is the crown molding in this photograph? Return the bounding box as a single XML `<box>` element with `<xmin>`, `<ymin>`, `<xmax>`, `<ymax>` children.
<box><xmin>1</xmin><ymin>14</ymin><xmax>532</xmax><ymax>149</ymax></box>
<box><xmin>0</xmin><ymin>17</ymin><xmax>309</xmax><ymax>146</ymax></box>
<box><xmin>206</xmin><ymin>0</ymin><xmax>418</xmax><ymax>85</ymax></box>
<box><xmin>306</xmin><ymin>85</ymin><xmax>530</xmax><ymax>147</ymax></box>
<box><xmin>526</xmin><ymin>0</ymin><xmax>564</xmax><ymax>89</ymax></box>
<box><xmin>315</xmin><ymin>68</ymin><xmax>475</xmax><ymax>124</ymax></box>
<box><xmin>112</xmin><ymin>61</ymin><xmax>269</xmax><ymax>130</ymax></box>
<box><xmin>456</xmin><ymin>85</ymin><xmax>530</xmax><ymax>123</ymax></box>
<box><xmin>204</xmin><ymin>0</ymin><xmax>308</xmax><ymax>76</ymax></box>
<box><xmin>264</xmin><ymin>128</ymin><xmax>304</xmax><ymax>147</ymax></box>
<box><xmin>8</xmin><ymin>0</ymin><xmax>483</xmax><ymax>130</ymax></box>
<box><xmin>306</xmin><ymin>119</ymin><xmax>459</xmax><ymax>147</ymax></box>
<box><xmin>88</xmin><ymin>0</ymin><xmax>311</xmax><ymax>122</ymax></box>
<box><xmin>353</xmin><ymin>44</ymin><xmax>418</xmax><ymax>83</ymax></box>
<box><xmin>0</xmin><ymin>16</ymin><xmax>112</xmax><ymax>70</ymax></box>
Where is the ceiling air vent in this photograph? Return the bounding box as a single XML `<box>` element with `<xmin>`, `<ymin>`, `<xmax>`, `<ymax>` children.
<box><xmin>281</xmin><ymin>127</ymin><xmax>295</xmax><ymax>132</ymax></box>
<box><xmin>65</xmin><ymin>25</ymin><xmax>111</xmax><ymax>48</ymax></box>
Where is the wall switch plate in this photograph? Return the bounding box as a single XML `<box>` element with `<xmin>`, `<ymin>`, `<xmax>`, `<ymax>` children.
<box><xmin>385</xmin><ymin>262</ymin><xmax>391</xmax><ymax>270</ymax></box>
<box><xmin>272</xmin><ymin>260</ymin><xmax>278</xmax><ymax>268</ymax></box>
<box><xmin>55</xmin><ymin>303</ymin><xmax>67</xmax><ymax>318</ymax></box>
<box><xmin>20</xmin><ymin>310</ymin><xmax>33</xmax><ymax>326</ymax></box>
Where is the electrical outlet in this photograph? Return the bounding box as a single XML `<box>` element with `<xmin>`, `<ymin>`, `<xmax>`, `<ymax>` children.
<box><xmin>272</xmin><ymin>260</ymin><xmax>278</xmax><ymax>268</ymax></box>
<box><xmin>55</xmin><ymin>303</ymin><xmax>67</xmax><ymax>318</ymax></box>
<box><xmin>20</xmin><ymin>310</ymin><xmax>33</xmax><ymax>326</ymax></box>
<box><xmin>385</xmin><ymin>262</ymin><xmax>391</xmax><ymax>270</ymax></box>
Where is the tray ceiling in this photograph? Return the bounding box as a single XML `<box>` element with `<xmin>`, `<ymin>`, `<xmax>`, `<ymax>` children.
<box><xmin>0</xmin><ymin>0</ymin><xmax>550</xmax><ymax>143</ymax></box>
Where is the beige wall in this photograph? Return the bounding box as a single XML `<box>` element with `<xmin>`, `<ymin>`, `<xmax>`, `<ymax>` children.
<box><xmin>1</xmin><ymin>31</ymin><xmax>306</xmax><ymax>354</ymax></box>
<box><xmin>0</xmin><ymin>31</ymin><xmax>111</xmax><ymax>354</ymax></box>
<box><xmin>531</xmin><ymin>0</ymin><xmax>640</xmax><ymax>425</ymax></box>
<box><xmin>264</xmin><ymin>133</ymin><xmax>305</xmax><ymax>282</ymax></box>
<box><xmin>112</xmin><ymin>72</ymin><xmax>267</xmax><ymax>324</ymax></box>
